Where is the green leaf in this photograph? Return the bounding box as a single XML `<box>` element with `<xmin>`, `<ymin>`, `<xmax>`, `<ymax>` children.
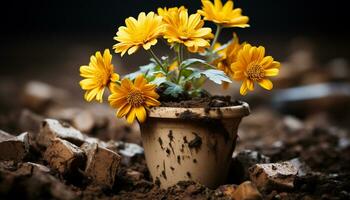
<box><xmin>201</xmin><ymin>69</ymin><xmax>232</xmax><ymax>84</ymax></box>
<box><xmin>184</xmin><ymin>69</ymin><xmax>231</xmax><ymax>85</ymax></box>
<box><xmin>179</xmin><ymin>58</ymin><xmax>207</xmax><ymax>69</ymax></box>
<box><xmin>181</xmin><ymin>67</ymin><xmax>199</xmax><ymax>78</ymax></box>
<box><xmin>149</xmin><ymin>77</ymin><xmax>167</xmax><ymax>86</ymax></box>
<box><xmin>139</xmin><ymin>63</ymin><xmax>157</xmax><ymax>73</ymax></box>
<box><xmin>149</xmin><ymin>70</ymin><xmax>166</xmax><ymax>76</ymax></box>
<box><xmin>124</xmin><ymin>63</ymin><xmax>157</xmax><ymax>80</ymax></box>
<box><xmin>186</xmin><ymin>70</ymin><xmax>202</xmax><ymax>81</ymax></box>
<box><xmin>163</xmin><ymin>82</ymin><xmax>184</xmax><ymax>98</ymax></box>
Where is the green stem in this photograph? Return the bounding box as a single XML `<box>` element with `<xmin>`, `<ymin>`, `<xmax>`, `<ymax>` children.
<box><xmin>209</xmin><ymin>24</ymin><xmax>222</xmax><ymax>52</ymax></box>
<box><xmin>148</xmin><ymin>48</ymin><xmax>167</xmax><ymax>73</ymax></box>
<box><xmin>176</xmin><ymin>44</ymin><xmax>184</xmax><ymax>83</ymax></box>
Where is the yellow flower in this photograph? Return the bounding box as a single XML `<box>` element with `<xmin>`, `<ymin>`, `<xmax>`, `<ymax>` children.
<box><xmin>212</xmin><ymin>34</ymin><xmax>243</xmax><ymax>89</ymax></box>
<box><xmin>108</xmin><ymin>75</ymin><xmax>160</xmax><ymax>124</ymax></box>
<box><xmin>198</xmin><ymin>0</ymin><xmax>249</xmax><ymax>28</ymax></box>
<box><xmin>158</xmin><ymin>6</ymin><xmax>187</xmax><ymax>25</ymax></box>
<box><xmin>160</xmin><ymin>8</ymin><xmax>213</xmax><ymax>53</ymax></box>
<box><xmin>113</xmin><ymin>12</ymin><xmax>165</xmax><ymax>56</ymax></box>
<box><xmin>232</xmin><ymin>44</ymin><xmax>281</xmax><ymax>95</ymax></box>
<box><xmin>79</xmin><ymin>49</ymin><xmax>119</xmax><ymax>103</ymax></box>
<box><xmin>215</xmin><ymin>33</ymin><xmax>243</xmax><ymax>78</ymax></box>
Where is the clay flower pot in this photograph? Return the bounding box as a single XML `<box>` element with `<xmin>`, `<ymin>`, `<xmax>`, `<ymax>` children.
<box><xmin>140</xmin><ymin>102</ymin><xmax>250</xmax><ymax>189</ymax></box>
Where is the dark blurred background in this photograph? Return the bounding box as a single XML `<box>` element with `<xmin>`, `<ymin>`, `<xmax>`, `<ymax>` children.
<box><xmin>1</xmin><ymin>0</ymin><xmax>350</xmax><ymax>126</ymax></box>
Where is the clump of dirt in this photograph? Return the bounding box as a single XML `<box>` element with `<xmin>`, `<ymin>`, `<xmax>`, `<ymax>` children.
<box><xmin>161</xmin><ymin>96</ymin><xmax>241</xmax><ymax>108</ymax></box>
<box><xmin>188</xmin><ymin>132</ymin><xmax>202</xmax><ymax>151</ymax></box>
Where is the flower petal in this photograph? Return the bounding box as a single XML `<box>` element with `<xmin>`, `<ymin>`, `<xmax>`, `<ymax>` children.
<box><xmin>126</xmin><ymin>108</ymin><xmax>137</xmax><ymax>124</ymax></box>
<box><xmin>240</xmin><ymin>80</ymin><xmax>248</xmax><ymax>95</ymax></box>
<box><xmin>258</xmin><ymin>79</ymin><xmax>273</xmax><ymax>90</ymax></box>
<box><xmin>135</xmin><ymin>106</ymin><xmax>147</xmax><ymax>123</ymax></box>
<box><xmin>265</xmin><ymin>68</ymin><xmax>279</xmax><ymax>76</ymax></box>
<box><xmin>246</xmin><ymin>79</ymin><xmax>254</xmax><ymax>91</ymax></box>
<box><xmin>117</xmin><ymin>103</ymin><xmax>131</xmax><ymax>118</ymax></box>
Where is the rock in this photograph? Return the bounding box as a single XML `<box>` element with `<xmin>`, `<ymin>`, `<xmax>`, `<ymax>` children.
<box><xmin>281</xmin><ymin>116</ymin><xmax>304</xmax><ymax>133</ymax></box>
<box><xmin>0</xmin><ymin>161</ymin><xmax>76</xmax><ymax>200</ymax></box>
<box><xmin>44</xmin><ymin>138</ymin><xmax>85</xmax><ymax>175</ymax></box>
<box><xmin>37</xmin><ymin>119</ymin><xmax>85</xmax><ymax>147</ymax></box>
<box><xmin>216</xmin><ymin>184</ymin><xmax>237</xmax><ymax>198</ymax></box>
<box><xmin>15</xmin><ymin>162</ymin><xmax>51</xmax><ymax>176</ymax></box>
<box><xmin>230</xmin><ymin>150</ymin><xmax>270</xmax><ymax>183</ymax></box>
<box><xmin>232</xmin><ymin>181</ymin><xmax>262</xmax><ymax>200</ymax></box>
<box><xmin>106</xmin><ymin>141</ymin><xmax>144</xmax><ymax>157</ymax></box>
<box><xmin>81</xmin><ymin>142</ymin><xmax>121</xmax><ymax>188</ymax></box>
<box><xmin>288</xmin><ymin>158</ymin><xmax>311</xmax><ymax>176</ymax></box>
<box><xmin>18</xmin><ymin>109</ymin><xmax>44</xmax><ymax>133</ymax></box>
<box><xmin>125</xmin><ymin>169</ymin><xmax>144</xmax><ymax>182</ymax></box>
<box><xmin>327</xmin><ymin>58</ymin><xmax>350</xmax><ymax>81</ymax></box>
<box><xmin>105</xmin><ymin>141</ymin><xmax>143</xmax><ymax>166</ymax></box>
<box><xmin>216</xmin><ymin>181</ymin><xmax>262</xmax><ymax>200</ymax></box>
<box><xmin>84</xmin><ymin>136</ymin><xmax>108</xmax><ymax>147</ymax></box>
<box><xmin>21</xmin><ymin>81</ymin><xmax>69</xmax><ymax>113</ymax></box>
<box><xmin>0</xmin><ymin>130</ymin><xmax>30</xmax><ymax>161</ymax></box>
<box><xmin>249</xmin><ymin>161</ymin><xmax>298</xmax><ymax>192</ymax></box>
<box><xmin>46</xmin><ymin>107</ymin><xmax>95</xmax><ymax>133</ymax></box>
<box><xmin>72</xmin><ymin>110</ymin><xmax>95</xmax><ymax>133</ymax></box>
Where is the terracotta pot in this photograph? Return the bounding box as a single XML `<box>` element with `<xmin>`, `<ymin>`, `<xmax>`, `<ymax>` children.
<box><xmin>140</xmin><ymin>102</ymin><xmax>250</xmax><ymax>189</ymax></box>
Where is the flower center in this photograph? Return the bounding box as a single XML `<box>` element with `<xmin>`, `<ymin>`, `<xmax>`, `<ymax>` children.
<box><xmin>127</xmin><ymin>89</ymin><xmax>145</xmax><ymax>107</ymax></box>
<box><xmin>247</xmin><ymin>63</ymin><xmax>265</xmax><ymax>81</ymax></box>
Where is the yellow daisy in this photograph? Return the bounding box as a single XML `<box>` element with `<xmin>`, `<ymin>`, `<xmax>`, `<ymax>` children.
<box><xmin>79</xmin><ymin>49</ymin><xmax>119</xmax><ymax>103</ymax></box>
<box><xmin>215</xmin><ymin>33</ymin><xmax>243</xmax><ymax>78</ymax></box>
<box><xmin>231</xmin><ymin>44</ymin><xmax>281</xmax><ymax>95</ymax></box>
<box><xmin>158</xmin><ymin>6</ymin><xmax>187</xmax><ymax>25</ymax></box>
<box><xmin>161</xmin><ymin>9</ymin><xmax>213</xmax><ymax>53</ymax></box>
<box><xmin>113</xmin><ymin>12</ymin><xmax>165</xmax><ymax>56</ymax></box>
<box><xmin>213</xmin><ymin>33</ymin><xmax>243</xmax><ymax>89</ymax></box>
<box><xmin>198</xmin><ymin>0</ymin><xmax>249</xmax><ymax>28</ymax></box>
<box><xmin>108</xmin><ymin>75</ymin><xmax>160</xmax><ymax>124</ymax></box>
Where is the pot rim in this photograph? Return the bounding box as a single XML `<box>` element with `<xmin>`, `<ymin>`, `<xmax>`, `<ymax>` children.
<box><xmin>148</xmin><ymin>101</ymin><xmax>250</xmax><ymax>119</ymax></box>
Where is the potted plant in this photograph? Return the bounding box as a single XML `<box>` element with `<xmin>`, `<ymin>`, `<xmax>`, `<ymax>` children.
<box><xmin>79</xmin><ymin>0</ymin><xmax>280</xmax><ymax>189</ymax></box>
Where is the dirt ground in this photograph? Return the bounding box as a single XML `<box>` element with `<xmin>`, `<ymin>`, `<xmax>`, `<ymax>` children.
<box><xmin>0</xmin><ymin>79</ymin><xmax>349</xmax><ymax>200</ymax></box>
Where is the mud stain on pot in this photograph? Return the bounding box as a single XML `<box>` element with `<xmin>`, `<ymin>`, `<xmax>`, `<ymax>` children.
<box><xmin>168</xmin><ymin>142</ymin><xmax>175</xmax><ymax>155</ymax></box>
<box><xmin>181</xmin><ymin>136</ymin><xmax>188</xmax><ymax>153</ymax></box>
<box><xmin>186</xmin><ymin>172</ymin><xmax>192</xmax><ymax>178</ymax></box>
<box><xmin>168</xmin><ymin>130</ymin><xmax>174</xmax><ymax>142</ymax></box>
<box><xmin>167</xmin><ymin>130</ymin><xmax>176</xmax><ymax>155</ymax></box>
<box><xmin>188</xmin><ymin>132</ymin><xmax>202</xmax><ymax>152</ymax></box>
<box><xmin>207</xmin><ymin>135</ymin><xmax>218</xmax><ymax>161</ymax></box>
<box><xmin>161</xmin><ymin>160</ymin><xmax>167</xmax><ymax>180</ymax></box>
<box><xmin>216</xmin><ymin>109</ymin><xmax>223</xmax><ymax>118</ymax></box>
<box><xmin>181</xmin><ymin>155</ymin><xmax>191</xmax><ymax>161</ymax></box>
<box><xmin>179</xmin><ymin>110</ymin><xmax>200</xmax><ymax>120</ymax></box>
<box><xmin>204</xmin><ymin>118</ymin><xmax>230</xmax><ymax>143</ymax></box>
<box><xmin>180</xmin><ymin>144</ymin><xmax>185</xmax><ymax>153</ymax></box>
<box><xmin>165</xmin><ymin>148</ymin><xmax>171</xmax><ymax>156</ymax></box>
<box><xmin>158</xmin><ymin>137</ymin><xmax>164</xmax><ymax>150</ymax></box>
<box><xmin>183</xmin><ymin>136</ymin><xmax>188</xmax><ymax>143</ymax></box>
<box><xmin>177</xmin><ymin>155</ymin><xmax>181</xmax><ymax>165</ymax></box>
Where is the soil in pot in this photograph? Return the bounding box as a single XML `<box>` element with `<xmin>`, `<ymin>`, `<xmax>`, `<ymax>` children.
<box><xmin>160</xmin><ymin>95</ymin><xmax>242</xmax><ymax>108</ymax></box>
